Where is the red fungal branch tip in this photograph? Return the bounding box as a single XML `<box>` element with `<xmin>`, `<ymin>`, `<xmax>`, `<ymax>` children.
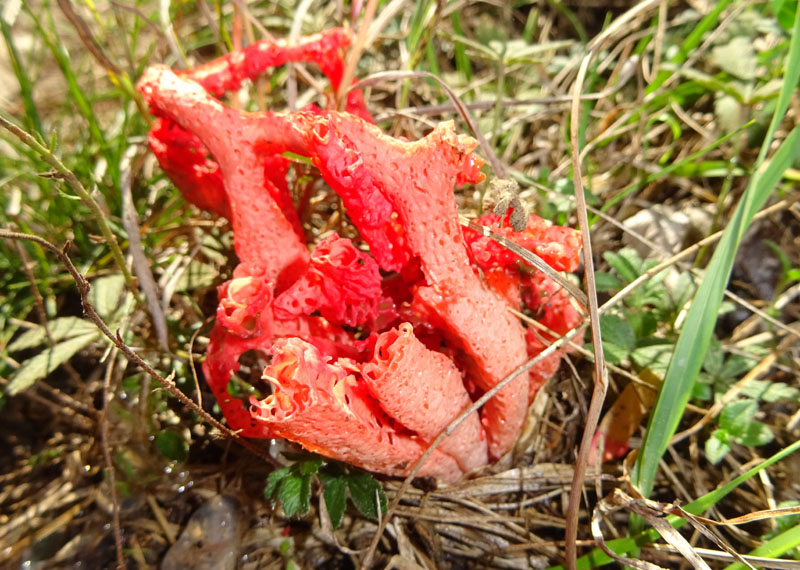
<box><xmin>137</xmin><ymin>28</ymin><xmax>582</xmax><ymax>482</ymax></box>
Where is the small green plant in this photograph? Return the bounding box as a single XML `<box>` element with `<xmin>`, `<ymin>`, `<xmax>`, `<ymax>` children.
<box><xmin>264</xmin><ymin>454</ymin><xmax>388</xmax><ymax>529</ymax></box>
<box><xmin>155</xmin><ymin>429</ymin><xmax>190</xmax><ymax>463</ymax></box>
<box><xmin>700</xmin><ymin>339</ymin><xmax>798</xmax><ymax>464</ymax></box>
<box><xmin>596</xmin><ymin>248</ymin><xmax>797</xmax><ymax>466</ymax></box>
<box><xmin>595</xmin><ymin>248</ymin><xmax>699</xmax><ymax>369</ymax></box>
<box><xmin>279</xmin><ymin>539</ymin><xmax>298</xmax><ymax>570</ymax></box>
<box><xmin>705</xmin><ymin>399</ymin><xmax>774</xmax><ymax>464</ymax></box>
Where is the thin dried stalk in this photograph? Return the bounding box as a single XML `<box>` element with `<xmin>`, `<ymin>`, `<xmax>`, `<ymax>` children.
<box><xmin>0</xmin><ymin>230</ymin><xmax>276</xmax><ymax>467</ymax></box>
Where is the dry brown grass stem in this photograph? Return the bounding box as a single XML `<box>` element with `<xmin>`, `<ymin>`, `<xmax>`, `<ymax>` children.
<box><xmin>377</xmin><ymin>67</ymin><xmax>636</xmax><ymax>117</ymax></box>
<box><xmin>120</xmin><ymin>144</ymin><xmax>169</xmax><ymax>350</ymax></box>
<box><xmin>286</xmin><ymin>0</ymin><xmax>315</xmax><ymax>111</ymax></box>
<box><xmin>188</xmin><ymin>316</ymin><xmax>215</xmax><ymax>412</ymax></box>
<box><xmin>563</xmin><ymin>2</ymin><xmax>665</xmax><ymax>568</ymax></box>
<box><xmin>337</xmin><ymin>0</ymin><xmax>379</xmax><ymax>109</ymax></box>
<box><xmin>360</xmin><ymin>318</ymin><xmax>589</xmax><ymax>568</ymax></box>
<box><xmin>158</xmin><ymin>0</ymin><xmax>187</xmax><ymax>68</ymax></box>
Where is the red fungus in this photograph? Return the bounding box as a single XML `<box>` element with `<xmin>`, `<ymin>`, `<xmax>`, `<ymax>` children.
<box><xmin>137</xmin><ymin>28</ymin><xmax>583</xmax><ymax>482</ymax></box>
<box><xmin>273</xmin><ymin>233</ymin><xmax>383</xmax><ymax>327</ymax></box>
<box><xmin>463</xmin><ymin>213</ymin><xmax>584</xmax><ymax>398</ymax></box>
<box><xmin>464</xmin><ymin>212</ymin><xmax>582</xmax><ymax>274</ymax></box>
<box><xmin>362</xmin><ymin>323</ymin><xmax>488</xmax><ymax>473</ymax></box>
<box><xmin>250</xmin><ymin>337</ymin><xmax>464</xmax><ymax>482</ymax></box>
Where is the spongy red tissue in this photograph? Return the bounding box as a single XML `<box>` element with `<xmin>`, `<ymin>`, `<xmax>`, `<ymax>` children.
<box><xmin>137</xmin><ymin>27</ymin><xmax>582</xmax><ymax>483</ymax></box>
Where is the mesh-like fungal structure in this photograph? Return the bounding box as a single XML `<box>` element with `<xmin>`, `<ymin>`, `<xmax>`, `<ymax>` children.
<box><xmin>463</xmin><ymin>213</ymin><xmax>584</xmax><ymax>397</ymax></box>
<box><xmin>137</xmin><ymin>28</ymin><xmax>582</xmax><ymax>482</ymax></box>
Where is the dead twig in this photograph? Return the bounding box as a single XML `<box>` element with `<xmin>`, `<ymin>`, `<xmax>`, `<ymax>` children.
<box><xmin>563</xmin><ymin>2</ymin><xmax>665</xmax><ymax>568</ymax></box>
<box><xmin>0</xmin><ymin>115</ymin><xmax>134</xmax><ymax>287</ymax></box>
<box><xmin>359</xmin><ymin>318</ymin><xmax>589</xmax><ymax>568</ymax></box>
<box><xmin>188</xmin><ymin>316</ymin><xmax>215</xmax><ymax>411</ymax></box>
<box><xmin>0</xmin><ymin>230</ymin><xmax>276</xmax><ymax>467</ymax></box>
<box><xmin>120</xmin><ymin>144</ymin><xmax>169</xmax><ymax>350</ymax></box>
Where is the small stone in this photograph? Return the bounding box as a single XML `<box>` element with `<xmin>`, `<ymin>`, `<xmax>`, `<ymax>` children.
<box><xmin>161</xmin><ymin>495</ymin><xmax>242</xmax><ymax>570</ymax></box>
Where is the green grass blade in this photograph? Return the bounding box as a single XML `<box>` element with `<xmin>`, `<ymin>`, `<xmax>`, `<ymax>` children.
<box><xmin>0</xmin><ymin>17</ymin><xmax>43</xmax><ymax>136</ymax></box>
<box><xmin>632</xmin><ymin>2</ymin><xmax>800</xmax><ymax>502</ymax></box>
<box><xmin>408</xmin><ymin>0</ymin><xmax>435</xmax><ymax>56</ymax></box>
<box><xmin>449</xmin><ymin>11</ymin><xmax>472</xmax><ymax>80</ymax></box>
<box><xmin>724</xmin><ymin>524</ymin><xmax>800</xmax><ymax>570</ymax></box>
<box><xmin>634</xmin><ymin>123</ymin><xmax>800</xmax><ymax>501</ymax></box>
<box><xmin>645</xmin><ymin>0</ymin><xmax>734</xmax><ymax>94</ymax></box>
<box><xmin>547</xmin><ymin>438</ymin><xmax>800</xmax><ymax>570</ymax></box>
<box><xmin>543</xmin><ymin>0</ymin><xmax>586</xmax><ymax>43</ymax></box>
<box><xmin>399</xmin><ymin>0</ymin><xmax>436</xmax><ymax>108</ymax></box>
<box><xmin>600</xmin><ymin>123</ymin><xmax>751</xmax><ymax>212</ymax></box>
<box><xmin>756</xmin><ymin>3</ymin><xmax>800</xmax><ymax>164</ymax></box>
<box><xmin>26</xmin><ymin>5</ymin><xmax>116</xmax><ymax>183</ymax></box>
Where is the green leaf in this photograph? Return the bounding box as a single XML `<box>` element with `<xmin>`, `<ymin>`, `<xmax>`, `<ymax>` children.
<box><xmin>717</xmin><ymin>301</ymin><xmax>737</xmax><ymax>316</ymax></box>
<box><xmin>594</xmin><ymin>271</ymin><xmax>624</xmax><ymax>292</ymax></box>
<box><xmin>7</xmin><ymin>333</ymin><xmax>99</xmax><ymax>395</ymax></box>
<box><xmin>737</xmin><ymin>421</ymin><xmax>773</xmax><ymax>447</ymax></box>
<box><xmin>175</xmin><ymin>261</ymin><xmax>219</xmax><ymax>292</ymax></box>
<box><xmin>705</xmin><ymin>430</ymin><xmax>731</xmax><ymax>465</ymax></box>
<box><xmin>692</xmin><ymin>381</ymin><xmax>713</xmax><ymax>402</ymax></box>
<box><xmin>715</xmin><ymin>94</ymin><xmax>745</xmax><ymax>134</ymax></box>
<box><xmin>347</xmin><ymin>471</ymin><xmax>387</xmax><ymax>521</ymax></box>
<box><xmin>265</xmin><ymin>467</ymin><xmax>291</xmax><ymax>499</ymax></box>
<box><xmin>278</xmin><ymin>473</ymin><xmax>312</xmax><ymax>517</ymax></box>
<box><xmin>630</xmin><ymin>343</ymin><xmax>674</xmax><ymax>376</ymax></box>
<box><xmin>719</xmin><ymin>353</ymin><xmax>758</xmax><ymax>378</ymax></box>
<box><xmin>7</xmin><ymin>317</ymin><xmax>97</xmax><ymax>352</ymax></box>
<box><xmin>155</xmin><ymin>430</ymin><xmax>189</xmax><ymax>462</ymax></box>
<box><xmin>322</xmin><ymin>476</ymin><xmax>347</xmax><ymax>530</ymax></box>
<box><xmin>298</xmin><ymin>457</ymin><xmax>323</xmax><ymax>476</ymax></box>
<box><xmin>88</xmin><ymin>273</ymin><xmax>126</xmax><ymax>321</ymax></box>
<box><xmin>600</xmin><ymin>314</ymin><xmax>637</xmax><ymax>352</ymax></box>
<box><xmin>719</xmin><ymin>400</ymin><xmax>757</xmax><ymax>434</ymax></box>
<box><xmin>604</xmin><ymin>248</ymin><xmax>642</xmax><ymax>283</ymax></box>
<box><xmin>625</xmin><ymin>311</ymin><xmax>658</xmax><ymax>340</ymax></box>
<box><xmin>600</xmin><ymin>313</ymin><xmax>637</xmax><ymax>365</ymax></box>
<box><xmin>603</xmin><ymin>343</ymin><xmax>628</xmax><ymax>366</ymax></box>
<box><xmin>668</xmin><ymin>272</ymin><xmax>696</xmax><ymax>310</ymax></box>
<box><xmin>772</xmin><ymin>0</ymin><xmax>799</xmax><ymax>30</ymax></box>
<box><xmin>742</xmin><ymin>380</ymin><xmax>800</xmax><ymax>402</ymax></box>
<box><xmin>710</xmin><ymin>36</ymin><xmax>759</xmax><ymax>80</ymax></box>
<box><xmin>702</xmin><ymin>338</ymin><xmax>725</xmax><ymax>376</ymax></box>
